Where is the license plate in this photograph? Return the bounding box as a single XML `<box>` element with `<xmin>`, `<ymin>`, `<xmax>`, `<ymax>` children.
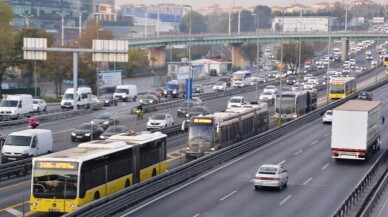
<box><xmin>341</xmin><ymin>152</ymin><xmax>356</xmax><ymax>156</ymax></box>
<box><xmin>49</xmin><ymin>209</ymin><xmax>60</xmax><ymax>212</ymax></box>
<box><xmin>76</xmin><ymin>136</ymin><xmax>83</xmax><ymax>138</ymax></box>
<box><xmin>7</xmin><ymin>158</ymin><xmax>16</xmax><ymax>160</ymax></box>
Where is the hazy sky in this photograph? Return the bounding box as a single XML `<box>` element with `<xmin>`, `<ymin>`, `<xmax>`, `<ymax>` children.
<box><xmin>116</xmin><ymin>0</ymin><xmax>387</xmax><ymax>9</ymax></box>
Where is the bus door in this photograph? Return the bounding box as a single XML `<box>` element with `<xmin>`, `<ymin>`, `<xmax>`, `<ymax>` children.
<box><xmin>132</xmin><ymin>146</ymin><xmax>140</xmax><ymax>184</ymax></box>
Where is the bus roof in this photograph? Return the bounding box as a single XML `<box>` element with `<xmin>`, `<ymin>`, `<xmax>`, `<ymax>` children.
<box><xmin>33</xmin><ymin>131</ymin><xmax>167</xmax><ymax>163</ymax></box>
<box><xmin>198</xmin><ymin>102</ymin><xmax>267</xmax><ymax>122</ymax></box>
<box><xmin>330</xmin><ymin>77</ymin><xmax>355</xmax><ymax>82</ymax></box>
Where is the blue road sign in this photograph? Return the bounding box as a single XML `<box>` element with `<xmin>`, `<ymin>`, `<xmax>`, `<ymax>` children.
<box><xmin>185</xmin><ymin>78</ymin><xmax>192</xmax><ymax>100</ymax></box>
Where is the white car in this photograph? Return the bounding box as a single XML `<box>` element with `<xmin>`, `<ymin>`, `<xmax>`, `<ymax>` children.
<box><xmin>371</xmin><ymin>60</ymin><xmax>378</xmax><ymax>67</ymax></box>
<box><xmin>213</xmin><ymin>81</ymin><xmax>227</xmax><ymax>91</ymax></box>
<box><xmin>259</xmin><ymin>91</ymin><xmax>275</xmax><ymax>103</ymax></box>
<box><xmin>307</xmin><ymin>77</ymin><xmax>318</xmax><ymax>84</ymax></box>
<box><xmin>227</xmin><ymin>96</ymin><xmax>245</xmax><ymax>108</ymax></box>
<box><xmin>263</xmin><ymin>85</ymin><xmax>277</xmax><ymax>94</ymax></box>
<box><xmin>146</xmin><ymin>113</ymin><xmax>174</xmax><ymax>130</ymax></box>
<box><xmin>304</xmin><ymin>74</ymin><xmax>313</xmax><ymax>81</ymax></box>
<box><xmin>291</xmin><ymin>83</ymin><xmax>303</xmax><ymax>91</ymax></box>
<box><xmin>190</xmin><ymin>96</ymin><xmax>202</xmax><ymax>106</ymax></box>
<box><xmin>33</xmin><ymin>99</ymin><xmax>47</xmax><ymax>112</ymax></box>
<box><xmin>303</xmin><ymin>82</ymin><xmax>316</xmax><ymax>89</ymax></box>
<box><xmin>322</xmin><ymin>110</ymin><xmax>333</xmax><ymax>124</ymax></box>
<box><xmin>254</xmin><ymin>164</ymin><xmax>288</xmax><ymax>190</ymax></box>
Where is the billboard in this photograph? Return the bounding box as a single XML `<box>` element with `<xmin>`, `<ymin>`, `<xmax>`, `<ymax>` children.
<box><xmin>272</xmin><ymin>16</ymin><xmax>330</xmax><ymax>32</ymax></box>
<box><xmin>98</xmin><ymin>70</ymin><xmax>122</xmax><ymax>88</ymax></box>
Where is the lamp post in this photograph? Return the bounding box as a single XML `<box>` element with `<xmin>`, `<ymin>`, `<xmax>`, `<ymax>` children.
<box><xmin>56</xmin><ymin>11</ymin><xmax>69</xmax><ymax>46</ymax></box>
<box><xmin>182</xmin><ymin>4</ymin><xmax>192</xmax><ymax>115</ymax></box>
<box><xmin>344</xmin><ymin>0</ymin><xmax>349</xmax><ymax>33</ymax></box>
<box><xmin>157</xmin><ymin>5</ymin><xmax>160</xmax><ymax>38</ymax></box>
<box><xmin>20</xmin><ymin>14</ymin><xmax>34</xmax><ymax>28</ymax></box>
<box><xmin>326</xmin><ymin>22</ymin><xmax>332</xmax><ymax>105</ymax></box>
<box><xmin>73</xmin><ymin>9</ymin><xmax>87</xmax><ymax>38</ymax></box>
<box><xmin>256</xmin><ymin>29</ymin><xmax>260</xmax><ymax>102</ymax></box>
<box><xmin>279</xmin><ymin>9</ymin><xmax>285</xmax><ymax>123</ymax></box>
<box><xmin>96</xmin><ymin>28</ymin><xmax>104</xmax><ymax>98</ymax></box>
<box><xmin>297</xmin><ymin>10</ymin><xmax>302</xmax><ymax>84</ymax></box>
<box><xmin>144</xmin><ymin>6</ymin><xmax>148</xmax><ymax>38</ymax></box>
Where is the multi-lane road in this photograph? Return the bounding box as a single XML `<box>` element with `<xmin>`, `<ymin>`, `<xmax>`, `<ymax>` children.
<box><xmin>0</xmin><ymin>43</ymin><xmax>386</xmax><ymax>217</ymax></box>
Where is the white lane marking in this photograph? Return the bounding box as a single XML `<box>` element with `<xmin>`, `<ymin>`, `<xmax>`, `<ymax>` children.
<box><xmin>279</xmin><ymin>195</ymin><xmax>292</xmax><ymax>206</ymax></box>
<box><xmin>294</xmin><ymin>150</ymin><xmax>303</xmax><ymax>155</ymax></box>
<box><xmin>6</xmin><ymin>208</ymin><xmax>23</xmax><ymax>216</ymax></box>
<box><xmin>376</xmin><ymin>189</ymin><xmax>388</xmax><ymax>217</ymax></box>
<box><xmin>303</xmin><ymin>177</ymin><xmax>313</xmax><ymax>186</ymax></box>
<box><xmin>220</xmin><ymin>190</ymin><xmax>237</xmax><ymax>201</ymax></box>
<box><xmin>193</xmin><ymin>214</ymin><xmax>200</xmax><ymax>217</ymax></box>
<box><xmin>278</xmin><ymin>160</ymin><xmax>286</xmax><ymax>165</ymax></box>
<box><xmin>321</xmin><ymin>163</ymin><xmax>330</xmax><ymax>170</ymax></box>
<box><xmin>119</xmin><ymin>118</ymin><xmax>320</xmax><ymax>217</ymax></box>
<box><xmin>323</xmin><ymin>133</ymin><xmax>329</xmax><ymax>138</ymax></box>
<box><xmin>311</xmin><ymin>140</ymin><xmax>318</xmax><ymax>145</ymax></box>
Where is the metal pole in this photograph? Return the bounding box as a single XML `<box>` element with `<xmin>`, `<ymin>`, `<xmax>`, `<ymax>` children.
<box><xmin>345</xmin><ymin>0</ymin><xmax>348</xmax><ymax>33</ymax></box>
<box><xmin>256</xmin><ymin>29</ymin><xmax>259</xmax><ymax>102</ymax></box>
<box><xmin>228</xmin><ymin>12</ymin><xmax>231</xmax><ymax>35</ymax></box>
<box><xmin>145</xmin><ymin>7</ymin><xmax>148</xmax><ymax>38</ymax></box>
<box><xmin>56</xmin><ymin>12</ymin><xmax>69</xmax><ymax>46</ymax></box>
<box><xmin>327</xmin><ymin>23</ymin><xmax>331</xmax><ymax>105</ymax></box>
<box><xmin>238</xmin><ymin>11</ymin><xmax>241</xmax><ymax>35</ymax></box>
<box><xmin>280</xmin><ymin>9</ymin><xmax>284</xmax><ymax>122</ymax></box>
<box><xmin>73</xmin><ymin>52</ymin><xmax>78</xmax><ymax>111</ymax></box>
<box><xmin>188</xmin><ymin>6</ymin><xmax>192</xmax><ymax>115</ymax></box>
<box><xmin>34</xmin><ymin>60</ymin><xmax>37</xmax><ymax>97</ymax></box>
<box><xmin>157</xmin><ymin>6</ymin><xmax>160</xmax><ymax>38</ymax></box>
<box><xmin>297</xmin><ymin>11</ymin><xmax>302</xmax><ymax>84</ymax></box>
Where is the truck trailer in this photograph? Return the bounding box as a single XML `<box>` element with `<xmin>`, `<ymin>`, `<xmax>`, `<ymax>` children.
<box><xmin>331</xmin><ymin>100</ymin><xmax>382</xmax><ymax>160</ymax></box>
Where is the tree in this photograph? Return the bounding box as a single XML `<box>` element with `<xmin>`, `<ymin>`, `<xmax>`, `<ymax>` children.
<box><xmin>180</xmin><ymin>11</ymin><xmax>208</xmax><ymax>34</ymax></box>
<box><xmin>240</xmin><ymin>43</ymin><xmax>258</xmax><ymax>67</ymax></box>
<box><xmin>0</xmin><ymin>2</ymin><xmax>15</xmax><ymax>97</ymax></box>
<box><xmin>254</xmin><ymin>5</ymin><xmax>272</xmax><ymax>29</ymax></box>
<box><xmin>275</xmin><ymin>42</ymin><xmax>314</xmax><ymax>72</ymax></box>
<box><xmin>121</xmin><ymin>49</ymin><xmax>148</xmax><ymax>78</ymax></box>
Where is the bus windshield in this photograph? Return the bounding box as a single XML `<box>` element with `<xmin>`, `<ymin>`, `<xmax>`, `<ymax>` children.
<box><xmin>233</xmin><ymin>74</ymin><xmax>244</xmax><ymax>81</ymax></box>
<box><xmin>330</xmin><ymin>84</ymin><xmax>345</xmax><ymax>94</ymax></box>
<box><xmin>276</xmin><ymin>96</ymin><xmax>295</xmax><ymax>114</ymax></box>
<box><xmin>115</xmin><ymin>89</ymin><xmax>129</xmax><ymax>94</ymax></box>
<box><xmin>33</xmin><ymin>168</ymin><xmax>78</xmax><ymax>199</ymax></box>
<box><xmin>188</xmin><ymin>125</ymin><xmax>213</xmax><ymax>151</ymax></box>
<box><xmin>167</xmin><ymin>83</ymin><xmax>178</xmax><ymax>90</ymax></box>
<box><xmin>0</xmin><ymin>100</ymin><xmax>18</xmax><ymax>107</ymax></box>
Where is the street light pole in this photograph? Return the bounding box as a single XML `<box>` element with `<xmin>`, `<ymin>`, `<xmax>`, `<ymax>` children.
<box><xmin>297</xmin><ymin>10</ymin><xmax>302</xmax><ymax>84</ymax></box>
<box><xmin>56</xmin><ymin>11</ymin><xmax>69</xmax><ymax>46</ymax></box>
<box><xmin>20</xmin><ymin>14</ymin><xmax>34</xmax><ymax>28</ymax></box>
<box><xmin>73</xmin><ymin>10</ymin><xmax>86</xmax><ymax>38</ymax></box>
<box><xmin>144</xmin><ymin>7</ymin><xmax>148</xmax><ymax>38</ymax></box>
<box><xmin>183</xmin><ymin>5</ymin><xmax>192</xmax><ymax>115</ymax></box>
<box><xmin>327</xmin><ymin>23</ymin><xmax>331</xmax><ymax>105</ymax></box>
<box><xmin>256</xmin><ymin>29</ymin><xmax>260</xmax><ymax>102</ymax></box>
<box><xmin>279</xmin><ymin>9</ymin><xmax>285</xmax><ymax>123</ymax></box>
<box><xmin>96</xmin><ymin>28</ymin><xmax>104</xmax><ymax>98</ymax></box>
<box><xmin>344</xmin><ymin>0</ymin><xmax>348</xmax><ymax>33</ymax></box>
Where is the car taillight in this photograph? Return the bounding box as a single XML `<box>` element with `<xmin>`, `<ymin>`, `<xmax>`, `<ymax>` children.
<box><xmin>255</xmin><ymin>176</ymin><xmax>260</xmax><ymax>180</ymax></box>
<box><xmin>323</xmin><ymin>115</ymin><xmax>326</xmax><ymax>118</ymax></box>
<box><xmin>274</xmin><ymin>178</ymin><xmax>280</xmax><ymax>181</ymax></box>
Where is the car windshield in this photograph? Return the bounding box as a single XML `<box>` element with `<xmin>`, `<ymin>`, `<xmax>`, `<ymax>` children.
<box><xmin>265</xmin><ymin>86</ymin><xmax>275</xmax><ymax>90</ymax></box>
<box><xmin>150</xmin><ymin>114</ymin><xmax>166</xmax><ymax>120</ymax></box>
<box><xmin>95</xmin><ymin>114</ymin><xmax>111</xmax><ymax>119</ymax></box>
<box><xmin>115</xmin><ymin>89</ymin><xmax>128</xmax><ymax>94</ymax></box>
<box><xmin>33</xmin><ymin>100</ymin><xmax>39</xmax><ymax>104</ymax></box>
<box><xmin>216</xmin><ymin>81</ymin><xmax>225</xmax><ymax>85</ymax></box>
<box><xmin>4</xmin><ymin>135</ymin><xmax>32</xmax><ymax>146</ymax></box>
<box><xmin>105</xmin><ymin>127</ymin><xmax>127</xmax><ymax>133</ymax></box>
<box><xmin>326</xmin><ymin>111</ymin><xmax>333</xmax><ymax>115</ymax></box>
<box><xmin>262</xmin><ymin>92</ymin><xmax>272</xmax><ymax>95</ymax></box>
<box><xmin>78</xmin><ymin>124</ymin><xmax>92</xmax><ymax>130</ymax></box>
<box><xmin>63</xmin><ymin>94</ymin><xmax>73</xmax><ymax>100</ymax></box>
<box><xmin>258</xmin><ymin>167</ymin><xmax>278</xmax><ymax>175</ymax></box>
<box><xmin>143</xmin><ymin>95</ymin><xmax>154</xmax><ymax>99</ymax></box>
<box><xmin>359</xmin><ymin>92</ymin><xmax>370</xmax><ymax>96</ymax></box>
<box><xmin>230</xmin><ymin>98</ymin><xmax>242</xmax><ymax>103</ymax></box>
<box><xmin>194</xmin><ymin>85</ymin><xmax>201</xmax><ymax>89</ymax></box>
<box><xmin>190</xmin><ymin>107</ymin><xmax>204</xmax><ymax>112</ymax></box>
<box><xmin>33</xmin><ymin>166</ymin><xmax>78</xmax><ymax>199</ymax></box>
<box><xmin>100</xmin><ymin>95</ymin><xmax>111</xmax><ymax>100</ymax></box>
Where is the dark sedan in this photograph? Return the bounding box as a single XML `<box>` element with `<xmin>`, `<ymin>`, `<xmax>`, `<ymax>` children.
<box><xmin>193</xmin><ymin>84</ymin><xmax>204</xmax><ymax>93</ymax></box>
<box><xmin>99</xmin><ymin>94</ymin><xmax>117</xmax><ymax>106</ymax></box>
<box><xmin>358</xmin><ymin>91</ymin><xmax>373</xmax><ymax>101</ymax></box>
<box><xmin>217</xmin><ymin>78</ymin><xmax>231</xmax><ymax>87</ymax></box>
<box><xmin>91</xmin><ymin>113</ymin><xmax>120</xmax><ymax>130</ymax></box>
<box><xmin>177</xmin><ymin>101</ymin><xmax>195</xmax><ymax>117</ymax></box>
<box><xmin>139</xmin><ymin>94</ymin><xmax>159</xmax><ymax>105</ymax></box>
<box><xmin>99</xmin><ymin>125</ymin><xmax>132</xmax><ymax>140</ymax></box>
<box><xmin>71</xmin><ymin>123</ymin><xmax>104</xmax><ymax>142</ymax></box>
<box><xmin>187</xmin><ymin>106</ymin><xmax>210</xmax><ymax>118</ymax></box>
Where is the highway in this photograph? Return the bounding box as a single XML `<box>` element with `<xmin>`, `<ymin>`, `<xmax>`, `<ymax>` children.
<box><xmin>115</xmin><ymin>72</ymin><xmax>388</xmax><ymax>217</ymax></box>
<box><xmin>0</xmin><ymin>42</ymin><xmax>385</xmax><ymax>216</ymax></box>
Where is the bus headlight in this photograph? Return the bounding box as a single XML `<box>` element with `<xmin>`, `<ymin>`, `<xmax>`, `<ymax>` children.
<box><xmin>31</xmin><ymin>203</ymin><xmax>38</xmax><ymax>206</ymax></box>
<box><xmin>164</xmin><ymin>91</ymin><xmax>167</xmax><ymax>94</ymax></box>
<box><xmin>71</xmin><ymin>204</ymin><xmax>79</xmax><ymax>208</ymax></box>
<box><xmin>293</xmin><ymin>114</ymin><xmax>298</xmax><ymax>118</ymax></box>
<box><xmin>173</xmin><ymin>89</ymin><xmax>177</xmax><ymax>94</ymax></box>
<box><xmin>211</xmin><ymin>147</ymin><xmax>215</xmax><ymax>151</ymax></box>
<box><xmin>186</xmin><ymin>146</ymin><xmax>190</xmax><ymax>151</ymax></box>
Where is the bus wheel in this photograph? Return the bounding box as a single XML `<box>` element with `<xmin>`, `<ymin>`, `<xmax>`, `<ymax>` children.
<box><xmin>125</xmin><ymin>179</ymin><xmax>130</xmax><ymax>188</ymax></box>
<box><xmin>93</xmin><ymin>192</ymin><xmax>100</xmax><ymax>201</ymax></box>
<box><xmin>152</xmin><ymin>169</ymin><xmax>157</xmax><ymax>177</ymax></box>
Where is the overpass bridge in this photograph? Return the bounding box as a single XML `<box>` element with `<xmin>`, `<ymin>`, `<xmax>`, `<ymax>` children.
<box><xmin>123</xmin><ymin>31</ymin><xmax>388</xmax><ymax>68</ymax></box>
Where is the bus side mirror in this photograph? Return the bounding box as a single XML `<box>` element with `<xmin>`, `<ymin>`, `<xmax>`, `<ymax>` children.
<box><xmin>181</xmin><ymin>120</ymin><xmax>185</xmax><ymax>131</ymax></box>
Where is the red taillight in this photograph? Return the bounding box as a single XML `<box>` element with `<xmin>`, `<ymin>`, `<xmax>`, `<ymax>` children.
<box><xmin>255</xmin><ymin>176</ymin><xmax>260</xmax><ymax>180</ymax></box>
<box><xmin>323</xmin><ymin>115</ymin><xmax>326</xmax><ymax>118</ymax></box>
<box><xmin>273</xmin><ymin>178</ymin><xmax>280</xmax><ymax>181</ymax></box>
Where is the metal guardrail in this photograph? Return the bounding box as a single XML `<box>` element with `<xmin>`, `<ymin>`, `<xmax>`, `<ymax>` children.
<box><xmin>63</xmin><ymin>72</ymin><xmax>388</xmax><ymax>217</ymax></box>
<box><xmin>0</xmin><ymin>158</ymin><xmax>31</xmax><ymax>179</ymax></box>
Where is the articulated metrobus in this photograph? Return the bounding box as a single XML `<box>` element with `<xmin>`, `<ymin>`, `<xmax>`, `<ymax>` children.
<box><xmin>185</xmin><ymin>102</ymin><xmax>269</xmax><ymax>161</ymax></box>
<box><xmin>30</xmin><ymin>131</ymin><xmax>167</xmax><ymax>213</ymax></box>
<box><xmin>329</xmin><ymin>77</ymin><xmax>356</xmax><ymax>99</ymax></box>
<box><xmin>274</xmin><ymin>90</ymin><xmax>317</xmax><ymax>120</ymax></box>
<box><xmin>231</xmin><ymin>70</ymin><xmax>252</xmax><ymax>87</ymax></box>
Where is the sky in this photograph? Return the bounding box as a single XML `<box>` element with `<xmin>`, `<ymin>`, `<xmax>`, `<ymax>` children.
<box><xmin>115</xmin><ymin>0</ymin><xmax>387</xmax><ymax>9</ymax></box>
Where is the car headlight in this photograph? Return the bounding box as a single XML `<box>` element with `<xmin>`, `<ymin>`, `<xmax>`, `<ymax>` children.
<box><xmin>85</xmin><ymin>133</ymin><xmax>91</xmax><ymax>136</ymax></box>
<box><xmin>105</xmin><ymin>100</ymin><xmax>109</xmax><ymax>103</ymax></box>
<box><xmin>11</xmin><ymin>111</ymin><xmax>16</xmax><ymax>114</ymax></box>
<box><xmin>164</xmin><ymin>91</ymin><xmax>167</xmax><ymax>94</ymax></box>
<box><xmin>100</xmin><ymin>136</ymin><xmax>105</xmax><ymax>139</ymax></box>
<box><xmin>71</xmin><ymin>133</ymin><xmax>76</xmax><ymax>136</ymax></box>
<box><xmin>150</xmin><ymin>100</ymin><xmax>153</xmax><ymax>103</ymax></box>
<box><xmin>103</xmin><ymin>121</ymin><xmax>109</xmax><ymax>125</ymax></box>
<box><xmin>22</xmin><ymin>150</ymin><xmax>29</xmax><ymax>155</ymax></box>
<box><xmin>173</xmin><ymin>89</ymin><xmax>177</xmax><ymax>94</ymax></box>
<box><xmin>140</xmin><ymin>100</ymin><xmax>143</xmax><ymax>103</ymax></box>
<box><xmin>91</xmin><ymin>120</ymin><xmax>95</xmax><ymax>124</ymax></box>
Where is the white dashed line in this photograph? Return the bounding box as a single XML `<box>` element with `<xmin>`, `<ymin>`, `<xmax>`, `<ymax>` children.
<box><xmin>220</xmin><ymin>191</ymin><xmax>237</xmax><ymax>201</ymax></box>
<box><xmin>279</xmin><ymin>195</ymin><xmax>292</xmax><ymax>206</ymax></box>
<box><xmin>294</xmin><ymin>150</ymin><xmax>303</xmax><ymax>155</ymax></box>
<box><xmin>278</xmin><ymin>160</ymin><xmax>287</xmax><ymax>165</ymax></box>
<box><xmin>321</xmin><ymin>163</ymin><xmax>330</xmax><ymax>170</ymax></box>
<box><xmin>311</xmin><ymin>140</ymin><xmax>318</xmax><ymax>145</ymax></box>
<box><xmin>193</xmin><ymin>214</ymin><xmax>200</xmax><ymax>217</ymax></box>
<box><xmin>323</xmin><ymin>133</ymin><xmax>329</xmax><ymax>137</ymax></box>
<box><xmin>303</xmin><ymin>177</ymin><xmax>313</xmax><ymax>186</ymax></box>
<box><xmin>6</xmin><ymin>208</ymin><xmax>22</xmax><ymax>216</ymax></box>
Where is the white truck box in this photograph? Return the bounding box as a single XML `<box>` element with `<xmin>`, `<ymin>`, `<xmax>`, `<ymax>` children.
<box><xmin>113</xmin><ymin>85</ymin><xmax>137</xmax><ymax>102</ymax></box>
<box><xmin>61</xmin><ymin>87</ymin><xmax>92</xmax><ymax>109</ymax></box>
<box><xmin>1</xmin><ymin>129</ymin><xmax>53</xmax><ymax>162</ymax></box>
<box><xmin>331</xmin><ymin>100</ymin><xmax>381</xmax><ymax>160</ymax></box>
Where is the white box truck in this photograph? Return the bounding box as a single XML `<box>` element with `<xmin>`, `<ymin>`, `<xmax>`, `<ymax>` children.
<box><xmin>331</xmin><ymin>100</ymin><xmax>382</xmax><ymax>160</ymax></box>
<box><xmin>113</xmin><ymin>85</ymin><xmax>137</xmax><ymax>102</ymax></box>
<box><xmin>61</xmin><ymin>87</ymin><xmax>92</xmax><ymax>109</ymax></box>
<box><xmin>1</xmin><ymin>129</ymin><xmax>53</xmax><ymax>162</ymax></box>
<box><xmin>0</xmin><ymin>94</ymin><xmax>33</xmax><ymax>120</ymax></box>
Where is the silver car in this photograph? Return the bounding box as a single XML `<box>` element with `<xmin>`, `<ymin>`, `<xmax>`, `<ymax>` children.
<box><xmin>254</xmin><ymin>164</ymin><xmax>288</xmax><ymax>190</ymax></box>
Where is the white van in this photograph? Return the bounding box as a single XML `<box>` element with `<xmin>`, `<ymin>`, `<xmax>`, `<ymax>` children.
<box><xmin>1</xmin><ymin>129</ymin><xmax>53</xmax><ymax>162</ymax></box>
<box><xmin>113</xmin><ymin>85</ymin><xmax>137</xmax><ymax>102</ymax></box>
<box><xmin>0</xmin><ymin>94</ymin><xmax>33</xmax><ymax>120</ymax></box>
<box><xmin>61</xmin><ymin>87</ymin><xmax>92</xmax><ymax>109</ymax></box>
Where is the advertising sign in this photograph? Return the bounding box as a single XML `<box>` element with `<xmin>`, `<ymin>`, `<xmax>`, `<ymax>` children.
<box><xmin>98</xmin><ymin>70</ymin><xmax>122</xmax><ymax>88</ymax></box>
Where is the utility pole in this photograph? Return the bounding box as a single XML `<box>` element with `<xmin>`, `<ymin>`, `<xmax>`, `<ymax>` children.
<box><xmin>56</xmin><ymin>11</ymin><xmax>69</xmax><ymax>46</ymax></box>
<box><xmin>73</xmin><ymin>10</ymin><xmax>87</xmax><ymax>38</ymax></box>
